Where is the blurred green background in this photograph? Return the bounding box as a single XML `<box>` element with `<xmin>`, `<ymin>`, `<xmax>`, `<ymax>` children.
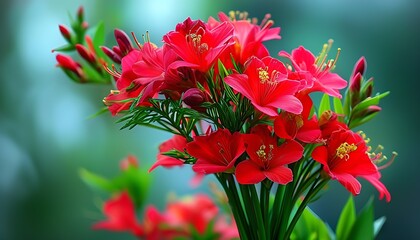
<box><xmin>0</xmin><ymin>0</ymin><xmax>418</xmax><ymax>239</ymax></box>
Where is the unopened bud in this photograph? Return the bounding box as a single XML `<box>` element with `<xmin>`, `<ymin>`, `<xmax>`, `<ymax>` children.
<box><xmin>100</xmin><ymin>46</ymin><xmax>122</xmax><ymax>64</ymax></box>
<box><xmin>114</xmin><ymin>29</ymin><xmax>133</xmax><ymax>56</ymax></box>
<box><xmin>364</xmin><ymin>77</ymin><xmax>374</xmax><ymax>98</ymax></box>
<box><xmin>351</xmin><ymin>56</ymin><xmax>366</xmax><ymax>79</ymax></box>
<box><xmin>350</xmin><ymin>72</ymin><xmax>362</xmax><ymax>93</ymax></box>
<box><xmin>77</xmin><ymin>6</ymin><xmax>84</xmax><ymax>23</ymax></box>
<box><xmin>56</xmin><ymin>54</ymin><xmax>81</xmax><ymax>74</ymax></box>
<box><xmin>59</xmin><ymin>24</ymin><xmax>72</xmax><ymax>42</ymax></box>
<box><xmin>182</xmin><ymin>88</ymin><xmax>205</xmax><ymax>107</ymax></box>
<box><xmin>75</xmin><ymin>44</ymin><xmax>96</xmax><ymax>64</ymax></box>
<box><xmin>112</xmin><ymin>46</ymin><xmax>122</xmax><ymax>58</ymax></box>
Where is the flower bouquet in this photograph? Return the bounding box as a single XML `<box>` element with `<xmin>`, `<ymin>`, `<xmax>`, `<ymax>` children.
<box><xmin>53</xmin><ymin>7</ymin><xmax>396</xmax><ymax>240</ymax></box>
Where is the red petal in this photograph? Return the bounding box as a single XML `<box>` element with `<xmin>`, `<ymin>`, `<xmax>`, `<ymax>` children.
<box><xmin>335</xmin><ymin>173</ymin><xmax>362</xmax><ymax>195</ymax></box>
<box><xmin>264</xmin><ymin>166</ymin><xmax>293</xmax><ymax>184</ymax></box>
<box><xmin>235</xmin><ymin>160</ymin><xmax>266</xmax><ymax>184</ymax></box>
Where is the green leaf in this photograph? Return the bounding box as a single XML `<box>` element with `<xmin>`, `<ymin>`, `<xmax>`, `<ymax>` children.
<box><xmin>333</xmin><ymin>97</ymin><xmax>344</xmax><ymax>115</ymax></box>
<box><xmin>351</xmin><ymin>91</ymin><xmax>389</xmax><ymax>115</ymax></box>
<box><xmin>291</xmin><ymin>207</ymin><xmax>332</xmax><ymax>240</ymax></box>
<box><xmin>318</xmin><ymin>94</ymin><xmax>331</xmax><ymax>117</ymax></box>
<box><xmin>374</xmin><ymin>216</ymin><xmax>386</xmax><ymax>238</ymax></box>
<box><xmin>93</xmin><ymin>21</ymin><xmax>105</xmax><ymax>48</ymax></box>
<box><xmin>348</xmin><ymin>197</ymin><xmax>374</xmax><ymax>240</ymax></box>
<box><xmin>336</xmin><ymin>195</ymin><xmax>356</xmax><ymax>240</ymax></box>
<box><xmin>79</xmin><ymin>168</ymin><xmax>114</xmax><ymax>191</ymax></box>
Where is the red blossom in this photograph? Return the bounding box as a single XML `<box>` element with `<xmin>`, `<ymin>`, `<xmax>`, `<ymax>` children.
<box><xmin>163</xmin><ymin>17</ymin><xmax>234</xmax><ymax>72</ymax></box>
<box><xmin>92</xmin><ymin>191</ymin><xmax>143</xmax><ymax>237</ymax></box>
<box><xmin>274</xmin><ymin>94</ymin><xmax>321</xmax><ymax>143</ymax></box>
<box><xmin>187</xmin><ymin>129</ymin><xmax>245</xmax><ymax>174</ymax></box>
<box><xmin>225</xmin><ymin>56</ymin><xmax>302</xmax><ymax>116</ymax></box>
<box><xmin>235</xmin><ymin>125</ymin><xmax>303</xmax><ymax>184</ymax></box>
<box><xmin>312</xmin><ymin>129</ymin><xmax>390</xmax><ymax>201</ymax></box>
<box><xmin>149</xmin><ymin>135</ymin><xmax>187</xmax><ymax>172</ymax></box>
<box><xmin>208</xmin><ymin>11</ymin><xmax>281</xmax><ymax>66</ymax></box>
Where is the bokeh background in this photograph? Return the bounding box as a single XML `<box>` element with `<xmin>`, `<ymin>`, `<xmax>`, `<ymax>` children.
<box><xmin>0</xmin><ymin>0</ymin><xmax>419</xmax><ymax>239</ymax></box>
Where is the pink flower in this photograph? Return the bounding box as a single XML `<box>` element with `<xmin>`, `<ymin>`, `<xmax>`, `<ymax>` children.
<box><xmin>225</xmin><ymin>56</ymin><xmax>302</xmax><ymax>116</ymax></box>
<box><xmin>235</xmin><ymin>125</ymin><xmax>303</xmax><ymax>184</ymax></box>
<box><xmin>279</xmin><ymin>46</ymin><xmax>347</xmax><ymax>98</ymax></box>
<box><xmin>187</xmin><ymin>129</ymin><xmax>245</xmax><ymax>174</ymax></box>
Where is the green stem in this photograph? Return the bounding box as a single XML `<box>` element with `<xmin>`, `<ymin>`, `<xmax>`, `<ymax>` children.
<box><xmin>249</xmin><ymin>184</ymin><xmax>267</xmax><ymax>240</ymax></box>
<box><xmin>270</xmin><ymin>184</ymin><xmax>285</xmax><ymax>238</ymax></box>
<box><xmin>216</xmin><ymin>174</ymin><xmax>249</xmax><ymax>240</ymax></box>
<box><xmin>239</xmin><ymin>184</ymin><xmax>258</xmax><ymax>239</ymax></box>
<box><xmin>283</xmin><ymin>178</ymin><xmax>329</xmax><ymax>239</ymax></box>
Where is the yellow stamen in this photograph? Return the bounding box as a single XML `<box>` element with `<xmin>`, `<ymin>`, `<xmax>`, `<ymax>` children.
<box><xmin>258</xmin><ymin>67</ymin><xmax>270</xmax><ymax>83</ymax></box>
<box><xmin>336</xmin><ymin>142</ymin><xmax>357</xmax><ymax>160</ymax></box>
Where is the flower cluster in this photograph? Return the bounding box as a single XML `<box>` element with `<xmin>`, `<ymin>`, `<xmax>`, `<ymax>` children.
<box><xmin>55</xmin><ymin>8</ymin><xmax>395</xmax><ymax>240</ymax></box>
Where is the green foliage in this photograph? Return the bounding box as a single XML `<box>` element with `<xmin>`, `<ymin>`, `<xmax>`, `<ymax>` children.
<box><xmin>80</xmin><ymin>165</ymin><xmax>151</xmax><ymax>208</ymax></box>
<box><xmin>119</xmin><ymin>98</ymin><xmax>202</xmax><ymax>139</ymax></box>
<box><xmin>291</xmin><ymin>207</ymin><xmax>333</xmax><ymax>240</ymax></box>
<box><xmin>336</xmin><ymin>196</ymin><xmax>356</xmax><ymax>240</ymax></box>
<box><xmin>318</xmin><ymin>94</ymin><xmax>331</xmax><ymax>117</ymax></box>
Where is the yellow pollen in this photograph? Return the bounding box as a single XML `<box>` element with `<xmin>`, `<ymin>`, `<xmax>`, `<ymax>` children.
<box><xmin>336</xmin><ymin>142</ymin><xmax>357</xmax><ymax>160</ymax></box>
<box><xmin>258</xmin><ymin>67</ymin><xmax>270</xmax><ymax>83</ymax></box>
<box><xmin>256</xmin><ymin>145</ymin><xmax>267</xmax><ymax>159</ymax></box>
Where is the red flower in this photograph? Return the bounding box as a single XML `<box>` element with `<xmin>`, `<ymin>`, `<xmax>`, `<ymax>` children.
<box><xmin>235</xmin><ymin>126</ymin><xmax>303</xmax><ymax>184</ymax></box>
<box><xmin>165</xmin><ymin>194</ymin><xmax>219</xmax><ymax>234</ymax></box>
<box><xmin>274</xmin><ymin>94</ymin><xmax>321</xmax><ymax>143</ymax></box>
<box><xmin>187</xmin><ymin>129</ymin><xmax>245</xmax><ymax>174</ymax></box>
<box><xmin>318</xmin><ymin>110</ymin><xmax>349</xmax><ymax>139</ymax></box>
<box><xmin>149</xmin><ymin>135</ymin><xmax>187</xmax><ymax>172</ymax></box>
<box><xmin>163</xmin><ymin>17</ymin><xmax>234</xmax><ymax>72</ymax></box>
<box><xmin>225</xmin><ymin>56</ymin><xmax>302</xmax><ymax>116</ymax></box>
<box><xmin>312</xmin><ymin>129</ymin><xmax>390</xmax><ymax>201</ymax></box>
<box><xmin>279</xmin><ymin>46</ymin><xmax>347</xmax><ymax>98</ymax></box>
<box><xmin>93</xmin><ymin>191</ymin><xmax>143</xmax><ymax>237</ymax></box>
<box><xmin>208</xmin><ymin>11</ymin><xmax>281</xmax><ymax>65</ymax></box>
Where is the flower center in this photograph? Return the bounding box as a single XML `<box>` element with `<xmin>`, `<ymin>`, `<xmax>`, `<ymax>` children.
<box><xmin>256</xmin><ymin>144</ymin><xmax>274</xmax><ymax>161</ymax></box>
<box><xmin>258</xmin><ymin>67</ymin><xmax>270</xmax><ymax>83</ymax></box>
<box><xmin>186</xmin><ymin>29</ymin><xmax>208</xmax><ymax>54</ymax></box>
<box><xmin>335</xmin><ymin>142</ymin><xmax>357</xmax><ymax>160</ymax></box>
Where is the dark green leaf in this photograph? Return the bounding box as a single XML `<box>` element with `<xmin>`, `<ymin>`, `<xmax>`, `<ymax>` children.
<box><xmin>348</xmin><ymin>197</ymin><xmax>374</xmax><ymax>240</ymax></box>
<box><xmin>336</xmin><ymin>195</ymin><xmax>356</xmax><ymax>240</ymax></box>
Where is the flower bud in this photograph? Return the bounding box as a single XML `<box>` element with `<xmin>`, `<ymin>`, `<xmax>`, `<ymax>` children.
<box><xmin>350</xmin><ymin>72</ymin><xmax>362</xmax><ymax>93</ymax></box>
<box><xmin>56</xmin><ymin>54</ymin><xmax>81</xmax><ymax>74</ymax></box>
<box><xmin>59</xmin><ymin>24</ymin><xmax>72</xmax><ymax>42</ymax></box>
<box><xmin>112</xmin><ymin>46</ymin><xmax>122</xmax><ymax>58</ymax></box>
<box><xmin>100</xmin><ymin>46</ymin><xmax>122</xmax><ymax>64</ymax></box>
<box><xmin>77</xmin><ymin>6</ymin><xmax>84</xmax><ymax>23</ymax></box>
<box><xmin>351</xmin><ymin>56</ymin><xmax>366</xmax><ymax>79</ymax></box>
<box><xmin>76</xmin><ymin>44</ymin><xmax>96</xmax><ymax>64</ymax></box>
<box><xmin>182</xmin><ymin>88</ymin><xmax>205</xmax><ymax>107</ymax></box>
<box><xmin>364</xmin><ymin>77</ymin><xmax>374</xmax><ymax>98</ymax></box>
<box><xmin>114</xmin><ymin>29</ymin><xmax>133</xmax><ymax>56</ymax></box>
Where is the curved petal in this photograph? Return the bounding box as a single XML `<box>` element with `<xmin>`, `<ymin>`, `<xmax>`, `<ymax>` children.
<box><xmin>235</xmin><ymin>160</ymin><xmax>266</xmax><ymax>184</ymax></box>
<box><xmin>264</xmin><ymin>166</ymin><xmax>293</xmax><ymax>184</ymax></box>
<box><xmin>335</xmin><ymin>173</ymin><xmax>362</xmax><ymax>196</ymax></box>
